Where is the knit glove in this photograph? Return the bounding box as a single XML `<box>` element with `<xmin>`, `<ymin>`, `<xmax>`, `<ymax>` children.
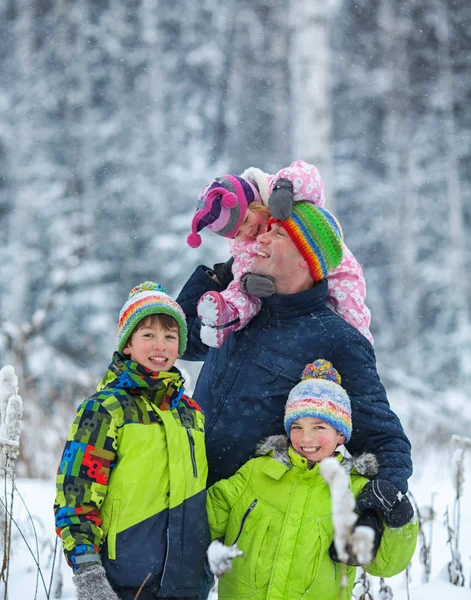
<box><xmin>207</xmin><ymin>540</ymin><xmax>243</xmax><ymax>577</ymax></box>
<box><xmin>268</xmin><ymin>178</ymin><xmax>294</xmax><ymax>221</ymax></box>
<box><xmin>329</xmin><ymin>509</ymin><xmax>384</xmax><ymax>566</ymax></box>
<box><xmin>73</xmin><ymin>565</ymin><xmax>119</xmax><ymax>600</ymax></box>
<box><xmin>240</xmin><ymin>273</ymin><xmax>276</xmax><ymax>298</ymax></box>
<box><xmin>212</xmin><ymin>257</ymin><xmax>235</xmax><ymax>288</ymax></box>
<box><xmin>356</xmin><ymin>479</ymin><xmax>414</xmax><ymax>528</ymax></box>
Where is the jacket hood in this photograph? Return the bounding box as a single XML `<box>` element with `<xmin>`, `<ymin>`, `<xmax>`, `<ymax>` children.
<box><xmin>240</xmin><ymin>166</ymin><xmax>271</xmax><ymax>205</ymax></box>
<box><xmin>255</xmin><ymin>434</ymin><xmax>379</xmax><ymax>478</ymax></box>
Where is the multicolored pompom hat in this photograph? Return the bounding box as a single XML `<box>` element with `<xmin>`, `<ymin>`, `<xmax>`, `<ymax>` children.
<box><xmin>186</xmin><ymin>175</ymin><xmax>261</xmax><ymax>248</ymax></box>
<box><xmin>117</xmin><ymin>282</ymin><xmax>187</xmax><ymax>356</ymax></box>
<box><xmin>284</xmin><ymin>359</ymin><xmax>352</xmax><ymax>442</ymax></box>
<box><xmin>269</xmin><ymin>202</ymin><xmax>344</xmax><ymax>283</ymax></box>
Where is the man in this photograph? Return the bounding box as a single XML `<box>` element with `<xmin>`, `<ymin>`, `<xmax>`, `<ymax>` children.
<box><xmin>177</xmin><ymin>202</ymin><xmax>412</xmax><ymax>498</ymax></box>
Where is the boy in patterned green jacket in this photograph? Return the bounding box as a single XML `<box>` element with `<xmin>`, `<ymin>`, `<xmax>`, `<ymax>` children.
<box><xmin>54</xmin><ymin>282</ymin><xmax>209</xmax><ymax>600</ymax></box>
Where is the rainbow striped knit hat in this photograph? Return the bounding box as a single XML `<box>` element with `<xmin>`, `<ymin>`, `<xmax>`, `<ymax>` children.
<box><xmin>269</xmin><ymin>202</ymin><xmax>344</xmax><ymax>282</ymax></box>
<box><xmin>284</xmin><ymin>359</ymin><xmax>352</xmax><ymax>442</ymax></box>
<box><xmin>117</xmin><ymin>282</ymin><xmax>187</xmax><ymax>356</ymax></box>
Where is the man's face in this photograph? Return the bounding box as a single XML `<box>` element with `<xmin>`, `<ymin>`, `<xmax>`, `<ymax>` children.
<box><xmin>251</xmin><ymin>222</ymin><xmax>306</xmax><ymax>288</ymax></box>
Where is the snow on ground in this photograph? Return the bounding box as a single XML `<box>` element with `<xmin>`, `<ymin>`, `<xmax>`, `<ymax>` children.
<box><xmin>7</xmin><ymin>448</ymin><xmax>471</xmax><ymax>599</ymax></box>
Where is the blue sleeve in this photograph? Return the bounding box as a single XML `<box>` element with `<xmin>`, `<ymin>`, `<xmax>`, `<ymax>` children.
<box><xmin>176</xmin><ymin>266</ymin><xmax>224</xmax><ymax>362</ymax></box>
<box><xmin>330</xmin><ymin>333</ymin><xmax>412</xmax><ymax>493</ymax></box>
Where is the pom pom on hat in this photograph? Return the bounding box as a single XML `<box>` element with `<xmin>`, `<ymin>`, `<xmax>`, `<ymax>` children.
<box><xmin>301</xmin><ymin>359</ymin><xmax>342</xmax><ymax>385</ymax></box>
<box><xmin>186</xmin><ymin>232</ymin><xmax>202</xmax><ymax>248</ymax></box>
<box><xmin>128</xmin><ymin>281</ymin><xmax>168</xmax><ymax>298</ymax></box>
<box><xmin>284</xmin><ymin>359</ymin><xmax>352</xmax><ymax>442</ymax></box>
<box><xmin>117</xmin><ymin>281</ymin><xmax>187</xmax><ymax>356</ymax></box>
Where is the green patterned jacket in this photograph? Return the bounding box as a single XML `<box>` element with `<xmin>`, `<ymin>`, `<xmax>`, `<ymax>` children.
<box><xmin>54</xmin><ymin>352</ymin><xmax>209</xmax><ymax>596</ymax></box>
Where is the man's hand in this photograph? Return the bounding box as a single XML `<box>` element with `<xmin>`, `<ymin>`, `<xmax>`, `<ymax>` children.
<box><xmin>212</xmin><ymin>257</ymin><xmax>235</xmax><ymax>287</ymax></box>
<box><xmin>356</xmin><ymin>479</ymin><xmax>415</xmax><ymax>528</ymax></box>
<box><xmin>329</xmin><ymin>509</ymin><xmax>384</xmax><ymax>566</ymax></box>
<box><xmin>268</xmin><ymin>178</ymin><xmax>294</xmax><ymax>221</ymax></box>
<box><xmin>207</xmin><ymin>540</ymin><xmax>243</xmax><ymax>577</ymax></box>
<box><xmin>240</xmin><ymin>273</ymin><xmax>276</xmax><ymax>298</ymax></box>
<box><xmin>73</xmin><ymin>564</ymin><xmax>119</xmax><ymax>600</ymax></box>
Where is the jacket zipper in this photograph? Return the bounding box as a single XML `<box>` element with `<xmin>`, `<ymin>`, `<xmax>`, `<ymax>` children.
<box><xmin>160</xmin><ymin>528</ymin><xmax>170</xmax><ymax>586</ymax></box>
<box><xmin>232</xmin><ymin>499</ymin><xmax>258</xmax><ymax>545</ymax></box>
<box><xmin>186</xmin><ymin>428</ymin><xmax>198</xmax><ymax>478</ymax></box>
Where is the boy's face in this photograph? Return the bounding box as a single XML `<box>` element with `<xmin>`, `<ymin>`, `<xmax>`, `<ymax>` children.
<box><xmin>123</xmin><ymin>321</ymin><xmax>179</xmax><ymax>372</ymax></box>
<box><xmin>290</xmin><ymin>417</ymin><xmax>345</xmax><ymax>463</ymax></box>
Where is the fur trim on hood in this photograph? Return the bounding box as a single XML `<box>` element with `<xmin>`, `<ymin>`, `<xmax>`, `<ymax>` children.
<box><xmin>240</xmin><ymin>167</ymin><xmax>271</xmax><ymax>206</ymax></box>
<box><xmin>255</xmin><ymin>435</ymin><xmax>379</xmax><ymax>478</ymax></box>
<box><xmin>255</xmin><ymin>435</ymin><xmax>291</xmax><ymax>467</ymax></box>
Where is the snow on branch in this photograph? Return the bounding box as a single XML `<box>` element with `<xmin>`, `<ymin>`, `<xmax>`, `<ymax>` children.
<box><xmin>0</xmin><ymin>365</ymin><xmax>23</xmax><ymax>474</ymax></box>
<box><xmin>320</xmin><ymin>457</ymin><xmax>374</xmax><ymax>565</ymax></box>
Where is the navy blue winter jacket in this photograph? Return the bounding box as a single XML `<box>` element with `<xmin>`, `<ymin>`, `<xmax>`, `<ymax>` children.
<box><xmin>177</xmin><ymin>266</ymin><xmax>412</xmax><ymax>492</ymax></box>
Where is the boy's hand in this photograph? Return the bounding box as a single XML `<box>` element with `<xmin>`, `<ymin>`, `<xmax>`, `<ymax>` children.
<box><xmin>207</xmin><ymin>540</ymin><xmax>243</xmax><ymax>577</ymax></box>
<box><xmin>268</xmin><ymin>178</ymin><xmax>294</xmax><ymax>221</ymax></box>
<box><xmin>357</xmin><ymin>479</ymin><xmax>415</xmax><ymax>528</ymax></box>
<box><xmin>241</xmin><ymin>273</ymin><xmax>276</xmax><ymax>298</ymax></box>
<box><xmin>73</xmin><ymin>564</ymin><xmax>119</xmax><ymax>600</ymax></box>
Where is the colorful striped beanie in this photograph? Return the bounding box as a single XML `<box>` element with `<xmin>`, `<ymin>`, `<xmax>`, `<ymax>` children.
<box><xmin>187</xmin><ymin>175</ymin><xmax>261</xmax><ymax>248</ymax></box>
<box><xmin>268</xmin><ymin>202</ymin><xmax>344</xmax><ymax>283</ymax></box>
<box><xmin>284</xmin><ymin>359</ymin><xmax>352</xmax><ymax>442</ymax></box>
<box><xmin>117</xmin><ymin>282</ymin><xmax>187</xmax><ymax>356</ymax></box>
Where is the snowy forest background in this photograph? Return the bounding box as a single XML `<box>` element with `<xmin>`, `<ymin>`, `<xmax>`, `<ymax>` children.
<box><xmin>0</xmin><ymin>0</ymin><xmax>470</xmax><ymax>478</ymax></box>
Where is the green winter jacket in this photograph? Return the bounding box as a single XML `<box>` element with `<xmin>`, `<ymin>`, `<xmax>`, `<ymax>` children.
<box><xmin>54</xmin><ymin>352</ymin><xmax>209</xmax><ymax>596</ymax></box>
<box><xmin>207</xmin><ymin>435</ymin><xmax>418</xmax><ymax>600</ymax></box>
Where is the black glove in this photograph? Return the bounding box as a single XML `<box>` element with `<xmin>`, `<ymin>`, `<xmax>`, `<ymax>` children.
<box><xmin>329</xmin><ymin>509</ymin><xmax>384</xmax><ymax>566</ymax></box>
<box><xmin>268</xmin><ymin>178</ymin><xmax>294</xmax><ymax>220</ymax></box>
<box><xmin>73</xmin><ymin>564</ymin><xmax>119</xmax><ymax>600</ymax></box>
<box><xmin>240</xmin><ymin>273</ymin><xmax>276</xmax><ymax>298</ymax></box>
<box><xmin>212</xmin><ymin>257</ymin><xmax>235</xmax><ymax>288</ymax></box>
<box><xmin>356</xmin><ymin>479</ymin><xmax>414</xmax><ymax>528</ymax></box>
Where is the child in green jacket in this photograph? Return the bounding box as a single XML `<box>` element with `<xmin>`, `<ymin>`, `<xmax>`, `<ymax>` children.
<box><xmin>54</xmin><ymin>282</ymin><xmax>209</xmax><ymax>600</ymax></box>
<box><xmin>207</xmin><ymin>360</ymin><xmax>418</xmax><ymax>600</ymax></box>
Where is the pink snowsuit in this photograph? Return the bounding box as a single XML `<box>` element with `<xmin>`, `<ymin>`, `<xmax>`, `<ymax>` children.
<box><xmin>214</xmin><ymin>160</ymin><xmax>373</xmax><ymax>345</ymax></box>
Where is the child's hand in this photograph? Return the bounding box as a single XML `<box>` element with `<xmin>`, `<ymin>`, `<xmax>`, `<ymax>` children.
<box><xmin>207</xmin><ymin>540</ymin><xmax>244</xmax><ymax>577</ymax></box>
<box><xmin>268</xmin><ymin>177</ymin><xmax>294</xmax><ymax>220</ymax></box>
<box><xmin>73</xmin><ymin>564</ymin><xmax>119</xmax><ymax>600</ymax></box>
<box><xmin>241</xmin><ymin>273</ymin><xmax>276</xmax><ymax>298</ymax></box>
<box><xmin>356</xmin><ymin>479</ymin><xmax>415</xmax><ymax>528</ymax></box>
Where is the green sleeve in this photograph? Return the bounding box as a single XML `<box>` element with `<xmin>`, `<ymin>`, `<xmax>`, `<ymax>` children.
<box><xmin>207</xmin><ymin>459</ymin><xmax>256</xmax><ymax>541</ymax></box>
<box><xmin>365</xmin><ymin>519</ymin><xmax>419</xmax><ymax>577</ymax></box>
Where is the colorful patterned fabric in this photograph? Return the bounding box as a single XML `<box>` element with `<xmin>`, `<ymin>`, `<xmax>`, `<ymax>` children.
<box><xmin>284</xmin><ymin>359</ymin><xmax>352</xmax><ymax>442</ymax></box>
<box><xmin>117</xmin><ymin>281</ymin><xmax>187</xmax><ymax>355</ymax></box>
<box><xmin>207</xmin><ymin>439</ymin><xmax>418</xmax><ymax>600</ymax></box>
<box><xmin>54</xmin><ymin>352</ymin><xmax>209</xmax><ymax>595</ymax></box>
<box><xmin>187</xmin><ymin>175</ymin><xmax>261</xmax><ymax>248</ymax></box>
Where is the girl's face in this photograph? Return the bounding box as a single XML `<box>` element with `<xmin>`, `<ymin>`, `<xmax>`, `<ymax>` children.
<box><xmin>290</xmin><ymin>417</ymin><xmax>345</xmax><ymax>463</ymax></box>
<box><xmin>235</xmin><ymin>206</ymin><xmax>270</xmax><ymax>242</ymax></box>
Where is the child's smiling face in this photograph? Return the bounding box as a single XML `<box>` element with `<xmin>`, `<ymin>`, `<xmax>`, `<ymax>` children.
<box><xmin>235</xmin><ymin>206</ymin><xmax>270</xmax><ymax>242</ymax></box>
<box><xmin>290</xmin><ymin>417</ymin><xmax>345</xmax><ymax>462</ymax></box>
<box><xmin>123</xmin><ymin>320</ymin><xmax>179</xmax><ymax>372</ymax></box>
